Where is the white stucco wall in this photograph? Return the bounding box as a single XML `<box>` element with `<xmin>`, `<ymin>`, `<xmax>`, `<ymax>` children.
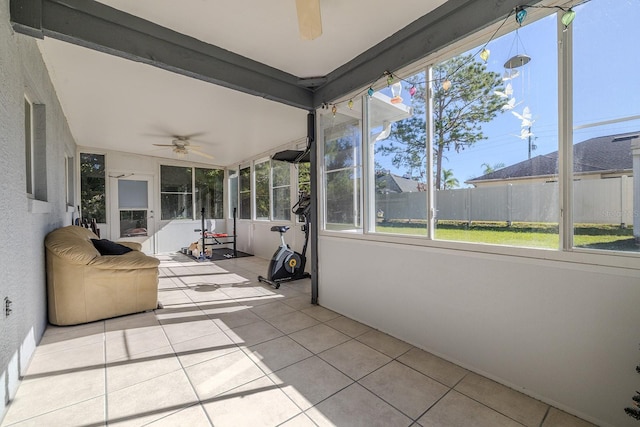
<box><xmin>0</xmin><ymin>3</ymin><xmax>77</xmax><ymax>421</ymax></box>
<box><xmin>318</xmin><ymin>235</ymin><xmax>640</xmax><ymax>427</ymax></box>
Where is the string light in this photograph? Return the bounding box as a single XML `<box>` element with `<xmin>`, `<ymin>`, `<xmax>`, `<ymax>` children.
<box><xmin>319</xmin><ymin>1</ymin><xmax>590</xmax><ymax>112</ymax></box>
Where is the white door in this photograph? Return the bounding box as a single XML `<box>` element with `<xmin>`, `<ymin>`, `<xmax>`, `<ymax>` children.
<box><xmin>111</xmin><ymin>174</ymin><xmax>155</xmax><ymax>253</ymax></box>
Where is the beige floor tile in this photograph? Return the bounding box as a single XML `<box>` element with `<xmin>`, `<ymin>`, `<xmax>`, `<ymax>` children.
<box><xmin>281</xmin><ymin>295</ymin><xmax>316</xmax><ymax>310</ymax></box>
<box><xmin>356</xmin><ymin>329</ymin><xmax>413</xmax><ymax>358</ymax></box>
<box><xmin>202</xmin><ymin>376</ymin><xmax>301</xmax><ymax>426</ymax></box>
<box><xmin>145</xmin><ymin>403</ymin><xmax>211</xmax><ymax>427</ymax></box>
<box><xmin>455</xmin><ymin>373</ymin><xmax>548</xmax><ymax>427</ymax></box>
<box><xmin>226</xmin><ymin>319</ymin><xmax>284</xmax><ymax>347</ymax></box>
<box><xmin>269</xmin><ymin>356</ymin><xmax>353</xmax><ymax>410</ymax></box>
<box><xmin>106</xmin><ymin>345</ymin><xmax>181</xmax><ymax>392</ymax></box>
<box><xmin>418</xmin><ymin>390</ymin><xmax>522</xmax><ymax>427</ymax></box>
<box><xmin>250</xmin><ymin>301</ymin><xmax>297</xmax><ymax>319</ymax></box>
<box><xmin>220</xmin><ymin>285</ymin><xmax>272</xmax><ymax>300</ymax></box>
<box><xmin>279</xmin><ymin>413</ymin><xmax>318</xmax><ymax>426</ymax></box>
<box><xmin>397</xmin><ymin>347</ymin><xmax>467</xmax><ymax>387</ymax></box>
<box><xmin>37</xmin><ymin>322</ymin><xmax>105</xmax><ymax>355</ymax></box>
<box><xmin>160</xmin><ymin>317</ymin><xmax>222</xmax><ymax>346</ymax></box>
<box><xmin>172</xmin><ymin>330</ymin><xmax>238</xmax><ymax>368</ymax></box>
<box><xmin>325</xmin><ymin>316</ymin><xmax>372</xmax><ymax>338</ymax></box>
<box><xmin>157</xmin><ymin>289</ymin><xmax>193</xmax><ymax>306</ymax></box>
<box><xmin>208</xmin><ymin>305</ymin><xmax>263</xmax><ymax>330</ymax></box>
<box><xmin>107</xmin><ymin>370</ymin><xmax>198</xmax><ymax>426</ymax></box>
<box><xmin>542</xmin><ymin>407</ymin><xmax>598</xmax><ymax>427</ymax></box>
<box><xmin>0</xmin><ymin>395</ymin><xmax>106</xmax><ymax>427</ymax></box>
<box><xmin>2</xmin><ymin>368</ymin><xmax>105</xmax><ymax>424</ymax></box>
<box><xmin>266</xmin><ymin>310</ymin><xmax>320</xmax><ymax>334</ymax></box>
<box><xmin>247</xmin><ymin>336</ymin><xmax>313</xmax><ymax>374</ymax></box>
<box><xmin>319</xmin><ymin>340</ymin><xmax>392</xmax><ymax>380</ymax></box>
<box><xmin>360</xmin><ymin>361</ymin><xmax>449</xmax><ymax>419</ymax></box>
<box><xmin>289</xmin><ymin>324</ymin><xmax>351</xmax><ymax>354</ymax></box>
<box><xmin>25</xmin><ymin>341</ymin><xmax>104</xmax><ymax>378</ymax></box>
<box><xmin>185</xmin><ymin>350</ymin><xmax>265</xmax><ymax>400</ymax></box>
<box><xmin>106</xmin><ymin>325</ymin><xmax>170</xmax><ymax>362</ymax></box>
<box><xmin>105</xmin><ymin>311</ymin><xmax>160</xmax><ymax>333</ymax></box>
<box><xmin>306</xmin><ymin>383</ymin><xmax>412</xmax><ymax>427</ymax></box>
<box><xmin>300</xmin><ymin>305</ymin><xmax>340</xmax><ymax>322</ymax></box>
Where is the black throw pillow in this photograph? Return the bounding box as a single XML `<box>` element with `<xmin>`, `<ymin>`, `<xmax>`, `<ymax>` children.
<box><xmin>91</xmin><ymin>239</ymin><xmax>133</xmax><ymax>255</ymax></box>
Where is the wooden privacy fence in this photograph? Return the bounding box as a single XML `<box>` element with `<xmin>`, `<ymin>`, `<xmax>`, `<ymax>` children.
<box><xmin>376</xmin><ymin>176</ymin><xmax>635</xmax><ymax>226</ymax></box>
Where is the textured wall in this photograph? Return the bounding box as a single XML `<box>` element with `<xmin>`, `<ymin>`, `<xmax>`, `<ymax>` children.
<box><xmin>0</xmin><ymin>3</ymin><xmax>76</xmax><ymax>421</ymax></box>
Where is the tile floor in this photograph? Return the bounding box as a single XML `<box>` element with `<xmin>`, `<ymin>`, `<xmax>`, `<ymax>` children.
<box><xmin>1</xmin><ymin>253</ymin><xmax>596</xmax><ymax>427</ymax></box>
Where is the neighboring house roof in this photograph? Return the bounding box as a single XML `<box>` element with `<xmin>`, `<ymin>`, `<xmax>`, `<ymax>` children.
<box><xmin>467</xmin><ymin>132</ymin><xmax>637</xmax><ymax>184</ymax></box>
<box><xmin>376</xmin><ymin>173</ymin><xmax>423</xmax><ymax>193</ymax></box>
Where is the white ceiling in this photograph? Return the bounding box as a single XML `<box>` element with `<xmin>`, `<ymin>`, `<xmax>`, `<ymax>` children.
<box><xmin>36</xmin><ymin>0</ymin><xmax>447</xmax><ymax>166</ymax></box>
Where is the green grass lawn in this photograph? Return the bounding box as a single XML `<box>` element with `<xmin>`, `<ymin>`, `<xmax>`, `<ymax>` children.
<box><xmin>373</xmin><ymin>222</ymin><xmax>638</xmax><ymax>251</ymax></box>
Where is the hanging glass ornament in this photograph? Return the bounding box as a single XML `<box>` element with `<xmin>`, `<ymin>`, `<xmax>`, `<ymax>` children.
<box><xmin>367</xmin><ymin>87</ymin><xmax>375</xmax><ymax>97</ymax></box>
<box><xmin>442</xmin><ymin>80</ymin><xmax>452</xmax><ymax>91</ymax></box>
<box><xmin>331</xmin><ymin>105</ymin><xmax>337</xmax><ymax>116</ymax></box>
<box><xmin>348</xmin><ymin>99</ymin><xmax>354</xmax><ymax>109</ymax></box>
<box><xmin>386</xmin><ymin>75</ymin><xmax>394</xmax><ymax>86</ymax></box>
<box><xmin>409</xmin><ymin>86</ymin><xmax>417</xmax><ymax>97</ymax></box>
<box><xmin>390</xmin><ymin>82</ymin><xmax>403</xmax><ymax>104</ymax></box>
<box><xmin>515</xmin><ymin>7</ymin><xmax>527</xmax><ymax>25</ymax></box>
<box><xmin>561</xmin><ymin>9</ymin><xmax>576</xmax><ymax>29</ymax></box>
<box><xmin>480</xmin><ymin>48</ymin><xmax>490</xmax><ymax>62</ymax></box>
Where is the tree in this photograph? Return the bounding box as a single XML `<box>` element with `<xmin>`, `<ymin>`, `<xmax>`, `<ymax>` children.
<box><xmin>442</xmin><ymin>168</ymin><xmax>459</xmax><ymax>189</ymax></box>
<box><xmin>377</xmin><ymin>54</ymin><xmax>505</xmax><ymax>190</ymax></box>
<box><xmin>481</xmin><ymin>162</ymin><xmax>506</xmax><ymax>175</ymax></box>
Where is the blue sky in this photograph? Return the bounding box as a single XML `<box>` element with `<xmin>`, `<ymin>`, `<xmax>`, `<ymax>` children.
<box><xmin>377</xmin><ymin>0</ymin><xmax>640</xmax><ymax>185</ymax></box>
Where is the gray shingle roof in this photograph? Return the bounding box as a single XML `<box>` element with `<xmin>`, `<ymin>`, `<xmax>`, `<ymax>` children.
<box><xmin>467</xmin><ymin>132</ymin><xmax>637</xmax><ymax>183</ymax></box>
<box><xmin>376</xmin><ymin>173</ymin><xmax>423</xmax><ymax>193</ymax></box>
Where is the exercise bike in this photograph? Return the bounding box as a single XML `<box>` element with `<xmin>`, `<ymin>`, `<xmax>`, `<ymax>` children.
<box><xmin>258</xmin><ymin>192</ymin><xmax>312</xmax><ymax>289</ymax></box>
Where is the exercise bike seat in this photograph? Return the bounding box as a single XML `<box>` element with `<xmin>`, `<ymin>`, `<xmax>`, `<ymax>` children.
<box><xmin>270</xmin><ymin>226</ymin><xmax>290</xmax><ymax>233</ymax></box>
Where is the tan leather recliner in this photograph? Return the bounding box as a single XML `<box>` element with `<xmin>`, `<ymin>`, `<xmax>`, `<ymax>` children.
<box><xmin>45</xmin><ymin>225</ymin><xmax>160</xmax><ymax>326</ymax></box>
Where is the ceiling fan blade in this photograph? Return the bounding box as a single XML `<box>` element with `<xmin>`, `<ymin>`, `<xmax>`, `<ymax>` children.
<box><xmin>152</xmin><ymin>144</ymin><xmax>175</xmax><ymax>147</ymax></box>
<box><xmin>296</xmin><ymin>0</ymin><xmax>322</xmax><ymax>40</ymax></box>
<box><xmin>190</xmin><ymin>149</ymin><xmax>215</xmax><ymax>160</ymax></box>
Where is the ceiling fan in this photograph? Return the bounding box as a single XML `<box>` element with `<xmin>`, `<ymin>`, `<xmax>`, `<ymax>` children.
<box><xmin>296</xmin><ymin>0</ymin><xmax>322</xmax><ymax>40</ymax></box>
<box><xmin>152</xmin><ymin>136</ymin><xmax>214</xmax><ymax>159</ymax></box>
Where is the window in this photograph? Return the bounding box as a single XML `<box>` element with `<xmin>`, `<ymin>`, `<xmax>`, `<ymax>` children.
<box><xmin>272</xmin><ymin>160</ymin><xmax>291</xmax><ymax>221</ymax></box>
<box><xmin>160</xmin><ymin>166</ymin><xmax>224</xmax><ymax>220</ymax></box>
<box><xmin>195</xmin><ymin>167</ymin><xmax>224</xmax><ymax>219</ymax></box>
<box><xmin>229</xmin><ymin>168</ymin><xmax>239</xmax><ymax>219</ymax></box>
<box><xmin>24</xmin><ymin>97</ymin><xmax>47</xmax><ymax>201</ymax></box>
<box><xmin>239</xmin><ymin>165</ymin><xmax>251</xmax><ymax>219</ymax></box>
<box><xmin>254</xmin><ymin>160</ymin><xmax>270</xmax><ymax>220</ymax></box>
<box><xmin>80</xmin><ymin>153</ymin><xmax>106</xmax><ymax>223</ymax></box>
<box><xmin>322</xmin><ymin>110</ymin><xmax>362</xmax><ymax>231</ymax></box>
<box><xmin>369</xmin><ymin>71</ymin><xmax>428</xmax><ymax>235</ymax></box>
<box><xmin>160</xmin><ymin>165</ymin><xmax>192</xmax><ymax>220</ymax></box>
<box><xmin>571</xmin><ymin>0</ymin><xmax>639</xmax><ymax>253</ymax></box>
<box><xmin>65</xmin><ymin>155</ymin><xmax>74</xmax><ymax>207</ymax></box>
<box><xmin>24</xmin><ymin>97</ymin><xmax>33</xmax><ymax>196</ymax></box>
<box><xmin>296</xmin><ymin>162</ymin><xmax>311</xmax><ymax>222</ymax></box>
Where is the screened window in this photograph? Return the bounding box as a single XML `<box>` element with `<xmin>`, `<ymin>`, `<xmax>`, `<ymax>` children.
<box><xmin>239</xmin><ymin>166</ymin><xmax>251</xmax><ymax>219</ymax></box>
<box><xmin>322</xmin><ymin>111</ymin><xmax>362</xmax><ymax>231</ymax></box>
<box><xmin>426</xmin><ymin>13</ymin><xmax>559</xmax><ymax>249</ymax></box>
<box><xmin>195</xmin><ymin>167</ymin><xmax>224</xmax><ymax>219</ymax></box>
<box><xmin>65</xmin><ymin>155</ymin><xmax>74</xmax><ymax>207</ymax></box>
<box><xmin>229</xmin><ymin>168</ymin><xmax>239</xmax><ymax>219</ymax></box>
<box><xmin>255</xmin><ymin>160</ymin><xmax>270</xmax><ymax>220</ymax></box>
<box><xmin>272</xmin><ymin>160</ymin><xmax>291</xmax><ymax>221</ymax></box>
<box><xmin>298</xmin><ymin>162</ymin><xmax>310</xmax><ymax>196</ymax></box>
<box><xmin>369</xmin><ymin>71</ymin><xmax>428</xmax><ymax>235</ymax></box>
<box><xmin>160</xmin><ymin>165</ymin><xmax>192</xmax><ymax>220</ymax></box>
<box><xmin>571</xmin><ymin>0</ymin><xmax>639</xmax><ymax>253</ymax></box>
<box><xmin>80</xmin><ymin>153</ymin><xmax>106</xmax><ymax>223</ymax></box>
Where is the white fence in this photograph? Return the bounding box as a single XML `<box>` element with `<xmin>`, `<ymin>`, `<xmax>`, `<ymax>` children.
<box><xmin>376</xmin><ymin>176</ymin><xmax>635</xmax><ymax>225</ymax></box>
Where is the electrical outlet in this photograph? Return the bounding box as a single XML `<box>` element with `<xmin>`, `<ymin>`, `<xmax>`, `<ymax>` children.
<box><xmin>4</xmin><ymin>297</ymin><xmax>12</xmax><ymax>317</ymax></box>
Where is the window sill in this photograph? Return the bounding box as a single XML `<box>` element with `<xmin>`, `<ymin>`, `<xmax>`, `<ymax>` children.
<box><xmin>28</xmin><ymin>198</ymin><xmax>51</xmax><ymax>214</ymax></box>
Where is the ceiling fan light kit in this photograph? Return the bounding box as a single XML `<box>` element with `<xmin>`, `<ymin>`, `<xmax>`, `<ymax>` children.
<box><xmin>296</xmin><ymin>0</ymin><xmax>322</xmax><ymax>40</ymax></box>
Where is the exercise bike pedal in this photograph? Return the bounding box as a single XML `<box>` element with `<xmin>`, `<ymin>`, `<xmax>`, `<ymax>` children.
<box><xmin>258</xmin><ymin>275</ymin><xmax>280</xmax><ymax>289</ymax></box>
